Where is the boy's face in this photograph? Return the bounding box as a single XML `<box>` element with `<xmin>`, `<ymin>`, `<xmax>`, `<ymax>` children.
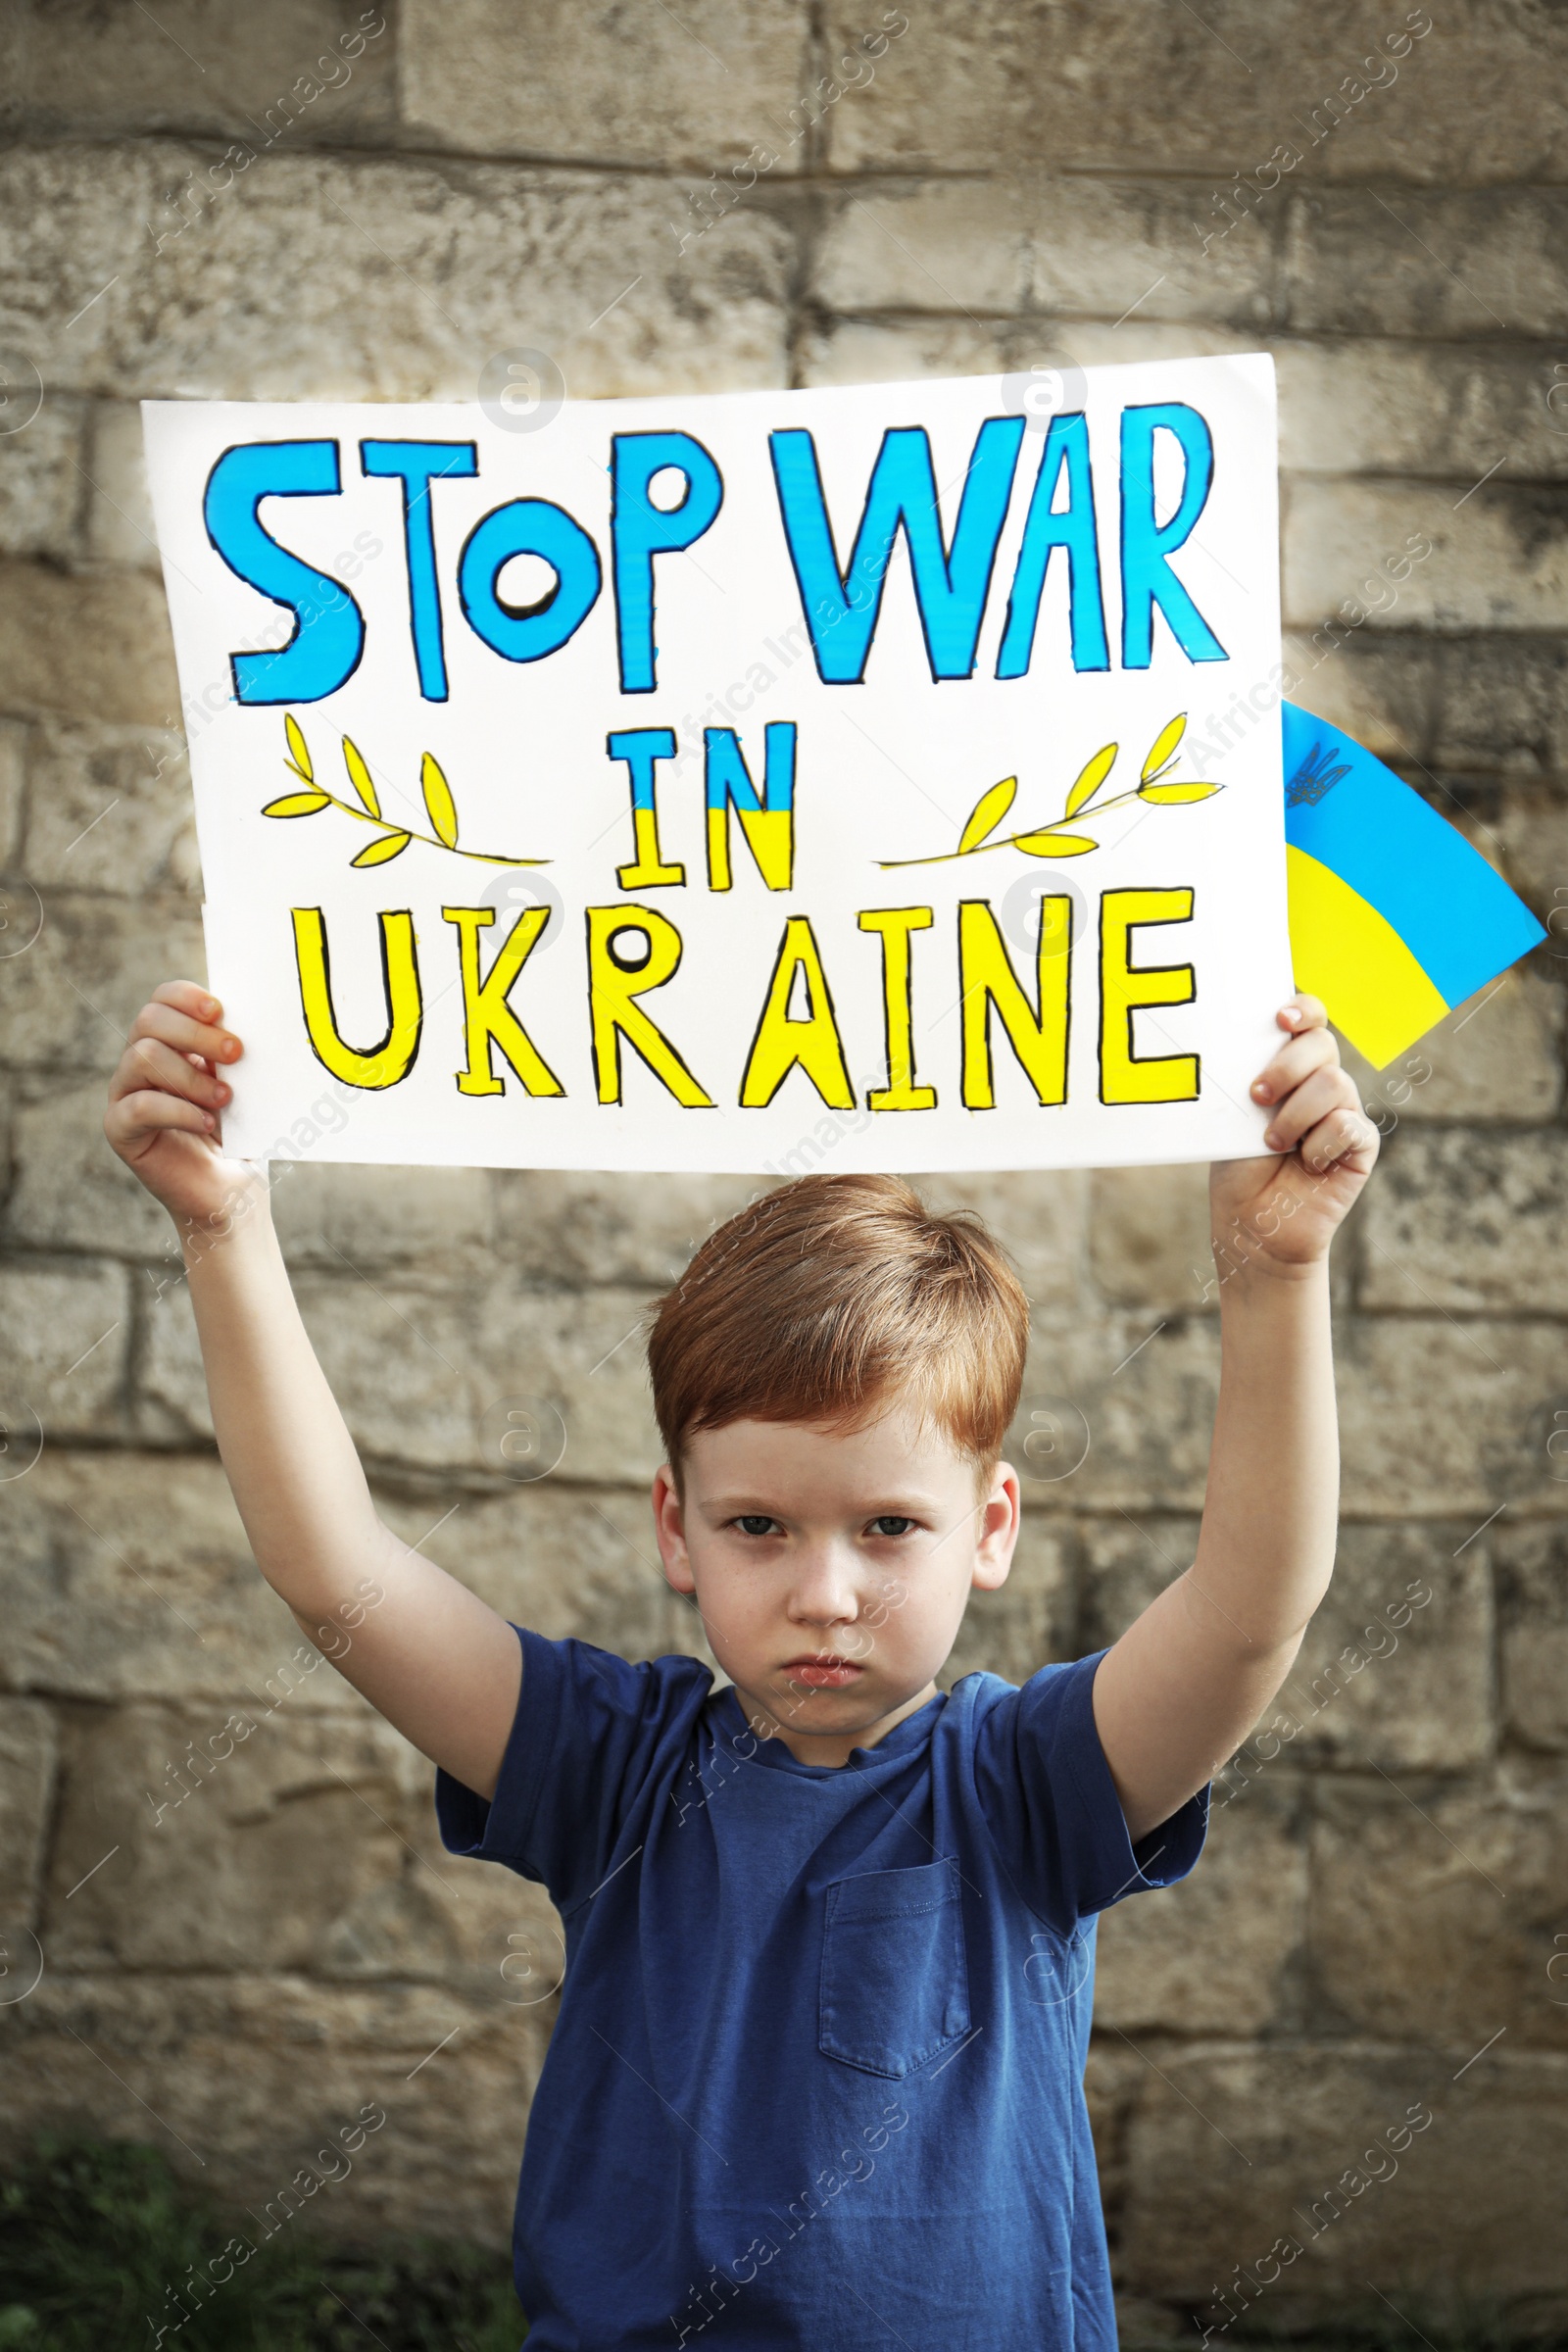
<box><xmin>653</xmin><ymin>1399</ymin><xmax>1019</xmax><ymax>1767</ymax></box>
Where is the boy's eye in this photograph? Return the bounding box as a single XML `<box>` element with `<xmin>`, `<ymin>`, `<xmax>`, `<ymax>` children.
<box><xmin>735</xmin><ymin>1515</ymin><xmax>779</xmax><ymax>1538</ymax></box>
<box><xmin>868</xmin><ymin>1515</ymin><xmax>915</xmax><ymax>1538</ymax></box>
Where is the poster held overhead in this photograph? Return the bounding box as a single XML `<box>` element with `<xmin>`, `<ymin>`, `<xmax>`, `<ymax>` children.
<box><xmin>144</xmin><ymin>355</ymin><xmax>1294</xmax><ymax>1174</ymax></box>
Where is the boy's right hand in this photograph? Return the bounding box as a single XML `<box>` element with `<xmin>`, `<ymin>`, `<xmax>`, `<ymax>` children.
<box><xmin>105</xmin><ymin>980</ymin><xmax>261</xmax><ymax>1229</ymax></box>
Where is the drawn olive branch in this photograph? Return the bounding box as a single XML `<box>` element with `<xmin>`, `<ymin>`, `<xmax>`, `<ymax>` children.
<box><xmin>877</xmin><ymin>714</ymin><xmax>1221</xmax><ymax>867</ymax></box>
<box><xmin>263</xmin><ymin>715</ymin><xmax>550</xmax><ymax>869</ymax></box>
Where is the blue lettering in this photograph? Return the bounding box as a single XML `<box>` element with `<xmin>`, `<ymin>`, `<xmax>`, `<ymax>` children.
<box><xmin>608</xmin><ymin>726</ymin><xmax>677</xmax><ymax>810</ymax></box>
<box><xmin>1119</xmin><ymin>403</ymin><xmax>1227</xmax><ymax>668</ymax></box>
<box><xmin>202</xmin><ymin>440</ymin><xmax>364</xmax><ymax>705</ymax></box>
<box><xmin>458</xmin><ymin>500</ymin><xmax>602</xmax><ymax>663</ymax></box>
<box><xmin>769</xmin><ymin>417</ymin><xmax>1025</xmax><ymax>684</ymax></box>
<box><xmin>996</xmin><ymin>413</ymin><xmax>1108</xmax><ymax>675</ymax></box>
<box><xmin>612</xmin><ymin>432</ymin><xmax>724</xmax><ymax>693</ymax></box>
<box><xmin>704</xmin><ymin>722</ymin><xmax>796</xmax><ymax>814</ymax></box>
<box><xmin>360</xmin><ymin>439</ymin><xmax>477</xmax><ymax>700</ymax></box>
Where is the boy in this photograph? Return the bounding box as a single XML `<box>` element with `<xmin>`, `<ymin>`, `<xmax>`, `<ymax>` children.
<box><xmin>105</xmin><ymin>978</ymin><xmax>1376</xmax><ymax>2348</ymax></box>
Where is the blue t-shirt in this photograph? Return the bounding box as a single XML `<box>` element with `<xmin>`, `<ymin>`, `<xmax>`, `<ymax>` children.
<box><xmin>436</xmin><ymin>1629</ymin><xmax>1207</xmax><ymax>2350</ymax></box>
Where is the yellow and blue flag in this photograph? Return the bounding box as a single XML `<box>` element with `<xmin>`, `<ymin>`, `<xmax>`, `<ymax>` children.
<box><xmin>1282</xmin><ymin>703</ymin><xmax>1544</xmax><ymax>1069</ymax></box>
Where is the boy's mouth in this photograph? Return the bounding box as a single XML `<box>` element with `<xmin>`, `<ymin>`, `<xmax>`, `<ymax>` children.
<box><xmin>784</xmin><ymin>1655</ymin><xmax>864</xmax><ymax>1690</ymax></box>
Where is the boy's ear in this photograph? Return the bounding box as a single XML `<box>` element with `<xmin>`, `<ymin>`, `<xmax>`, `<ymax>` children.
<box><xmin>652</xmin><ymin>1464</ymin><xmax>695</xmax><ymax>1592</ymax></box>
<box><xmin>971</xmin><ymin>1462</ymin><xmax>1021</xmax><ymax>1592</ymax></box>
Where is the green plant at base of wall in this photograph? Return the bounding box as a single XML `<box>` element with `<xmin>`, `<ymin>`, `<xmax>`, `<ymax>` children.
<box><xmin>0</xmin><ymin>2137</ymin><xmax>525</xmax><ymax>2350</ymax></box>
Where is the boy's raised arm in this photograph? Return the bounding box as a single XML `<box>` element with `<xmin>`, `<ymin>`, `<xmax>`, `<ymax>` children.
<box><xmin>1090</xmin><ymin>995</ymin><xmax>1379</xmax><ymax>1843</ymax></box>
<box><xmin>105</xmin><ymin>981</ymin><xmax>522</xmax><ymax>1799</ymax></box>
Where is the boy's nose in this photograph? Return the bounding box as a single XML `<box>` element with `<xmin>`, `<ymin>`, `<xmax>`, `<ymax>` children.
<box><xmin>784</xmin><ymin>1544</ymin><xmax>861</xmax><ymax>1630</ymax></box>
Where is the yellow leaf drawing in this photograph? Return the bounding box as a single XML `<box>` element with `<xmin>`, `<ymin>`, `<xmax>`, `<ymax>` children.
<box><xmin>1013</xmin><ymin>830</ymin><xmax>1098</xmax><ymax>857</ymax></box>
<box><xmin>878</xmin><ymin>709</ymin><xmax>1218</xmax><ymax>867</ymax></box>
<box><xmin>263</xmin><ymin>790</ymin><xmax>330</xmax><ymax>817</ymax></box>
<box><xmin>421</xmin><ymin>753</ymin><xmax>459</xmax><ymax>849</ymax></box>
<box><xmin>1141</xmin><ymin>713</ymin><xmax>1187</xmax><ymax>783</ymax></box>
<box><xmin>1064</xmin><ymin>742</ymin><xmax>1117</xmax><ymax>817</ymax></box>
<box><xmin>284</xmin><ymin>713</ymin><xmax>314</xmax><ymax>783</ymax></box>
<box><xmin>957</xmin><ymin>775</ymin><xmax>1017</xmax><ymax>855</ymax></box>
<box><xmin>342</xmin><ymin>736</ymin><xmax>380</xmax><ymax>818</ymax></box>
<box><xmin>270</xmin><ymin>716</ymin><xmax>546</xmax><ymax>868</ymax></box>
<box><xmin>351</xmin><ymin>830</ymin><xmax>413</xmax><ymax>867</ymax></box>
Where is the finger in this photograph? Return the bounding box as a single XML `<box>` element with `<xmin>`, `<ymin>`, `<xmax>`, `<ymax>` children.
<box><xmin>1277</xmin><ymin>994</ymin><xmax>1328</xmax><ymax>1036</ymax></box>
<box><xmin>1262</xmin><ymin>1064</ymin><xmax>1360</xmax><ymax>1152</ymax></box>
<box><xmin>131</xmin><ymin>998</ymin><xmax>241</xmax><ymax>1066</ymax></box>
<box><xmin>109</xmin><ymin>1034</ymin><xmax>232</xmax><ymax>1111</ymax></box>
<box><xmin>1251</xmin><ymin>1025</ymin><xmax>1337</xmax><ymax>1107</ymax></box>
<box><xmin>149</xmin><ymin>980</ymin><xmax>239</xmax><ymax>1059</ymax></box>
<box><xmin>132</xmin><ymin>1001</ymin><xmax>237</xmax><ymax>1058</ymax></box>
<box><xmin>106</xmin><ymin>1089</ymin><xmax>218</xmax><ymax>1151</ymax></box>
<box><xmin>1299</xmin><ymin>1101</ymin><xmax>1379</xmax><ymax>1175</ymax></box>
<box><xmin>153</xmin><ymin>979</ymin><xmax>222</xmax><ymax>1023</ymax></box>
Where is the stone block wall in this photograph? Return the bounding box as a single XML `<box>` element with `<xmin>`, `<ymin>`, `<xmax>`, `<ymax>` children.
<box><xmin>1</xmin><ymin>1</ymin><xmax>1565</xmax><ymax>2329</ymax></box>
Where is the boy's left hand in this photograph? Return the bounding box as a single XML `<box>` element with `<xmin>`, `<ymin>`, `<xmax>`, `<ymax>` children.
<box><xmin>1209</xmin><ymin>995</ymin><xmax>1379</xmax><ymax>1275</ymax></box>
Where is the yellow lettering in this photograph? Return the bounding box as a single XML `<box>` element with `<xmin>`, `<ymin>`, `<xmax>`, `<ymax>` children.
<box><xmin>858</xmin><ymin>907</ymin><xmax>936</xmax><ymax>1110</ymax></box>
<box><xmin>290</xmin><ymin>906</ymin><xmax>420</xmax><ymax>1090</ymax></box>
<box><xmin>617</xmin><ymin>805</ymin><xmax>685</xmax><ymax>890</ymax></box>
<box><xmin>705</xmin><ymin>721</ymin><xmax>796</xmax><ymax>892</ymax></box>
<box><xmin>1099</xmin><ymin>887</ymin><xmax>1199</xmax><ymax>1103</ymax></box>
<box><xmin>740</xmin><ymin>915</ymin><xmax>854</xmax><ymax>1109</ymax></box>
<box><xmin>587</xmin><ymin>906</ymin><xmax>711</xmax><ymax>1106</ymax></box>
<box><xmin>958</xmin><ymin>897</ymin><xmax>1069</xmax><ymax>1109</ymax></box>
<box><xmin>707</xmin><ymin>804</ymin><xmax>793</xmax><ymax>892</ymax></box>
<box><xmin>442</xmin><ymin>905</ymin><xmax>564</xmax><ymax>1098</ymax></box>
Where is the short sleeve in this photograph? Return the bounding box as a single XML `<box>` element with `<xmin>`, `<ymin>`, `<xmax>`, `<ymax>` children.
<box><xmin>434</xmin><ymin>1628</ymin><xmax>712</xmax><ymax>1915</ymax></box>
<box><xmin>970</xmin><ymin>1648</ymin><xmax>1208</xmax><ymax>1928</ymax></box>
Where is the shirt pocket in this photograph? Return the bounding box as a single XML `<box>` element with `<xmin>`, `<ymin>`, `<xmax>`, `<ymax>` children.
<box><xmin>818</xmin><ymin>1854</ymin><xmax>970</xmax><ymax>2079</ymax></box>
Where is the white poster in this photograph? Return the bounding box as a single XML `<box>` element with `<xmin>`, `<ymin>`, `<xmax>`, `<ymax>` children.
<box><xmin>143</xmin><ymin>354</ymin><xmax>1291</xmax><ymax>1174</ymax></box>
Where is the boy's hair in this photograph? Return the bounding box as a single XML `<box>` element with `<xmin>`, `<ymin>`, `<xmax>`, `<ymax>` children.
<box><xmin>648</xmin><ymin>1174</ymin><xmax>1029</xmax><ymax>1476</ymax></box>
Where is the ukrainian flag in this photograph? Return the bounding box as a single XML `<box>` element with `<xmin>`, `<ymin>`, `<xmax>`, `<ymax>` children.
<box><xmin>1282</xmin><ymin>703</ymin><xmax>1544</xmax><ymax>1069</ymax></box>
